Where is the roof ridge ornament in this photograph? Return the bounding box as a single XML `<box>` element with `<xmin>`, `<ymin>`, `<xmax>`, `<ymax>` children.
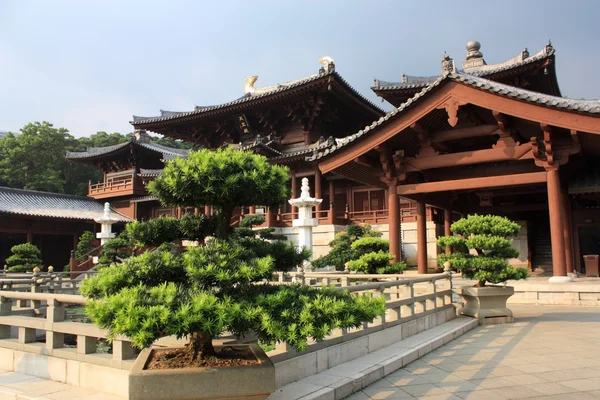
<box><xmin>318</xmin><ymin>56</ymin><xmax>335</xmax><ymax>73</ymax></box>
<box><xmin>462</xmin><ymin>40</ymin><xmax>486</xmax><ymax>70</ymax></box>
<box><xmin>545</xmin><ymin>40</ymin><xmax>553</xmax><ymax>54</ymax></box>
<box><xmin>244</xmin><ymin>76</ymin><xmax>258</xmax><ymax>95</ymax></box>
<box><xmin>441</xmin><ymin>52</ymin><xmax>455</xmax><ymax>76</ymax></box>
<box><xmin>134</xmin><ymin>129</ymin><xmax>150</xmax><ymax>143</ymax></box>
<box><xmin>521</xmin><ymin>48</ymin><xmax>529</xmax><ymax>60</ymax></box>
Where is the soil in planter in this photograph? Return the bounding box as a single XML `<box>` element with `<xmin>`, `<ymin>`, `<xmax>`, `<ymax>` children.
<box><xmin>146</xmin><ymin>346</ymin><xmax>260</xmax><ymax>370</ymax></box>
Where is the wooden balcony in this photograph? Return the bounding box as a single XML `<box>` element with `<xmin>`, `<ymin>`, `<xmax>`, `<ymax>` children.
<box><xmin>88</xmin><ymin>176</ymin><xmax>146</xmax><ymax>199</ymax></box>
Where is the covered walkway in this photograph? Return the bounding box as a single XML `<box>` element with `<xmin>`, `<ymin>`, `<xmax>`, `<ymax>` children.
<box><xmin>349</xmin><ymin>304</ymin><xmax>600</xmax><ymax>399</ymax></box>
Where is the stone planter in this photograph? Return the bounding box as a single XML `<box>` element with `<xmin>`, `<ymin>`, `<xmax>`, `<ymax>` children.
<box><xmin>129</xmin><ymin>343</ymin><xmax>275</xmax><ymax>400</ymax></box>
<box><xmin>455</xmin><ymin>286</ymin><xmax>515</xmax><ymax>325</ymax></box>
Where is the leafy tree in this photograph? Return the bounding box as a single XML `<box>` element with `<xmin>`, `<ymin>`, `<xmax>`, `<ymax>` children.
<box><xmin>81</xmin><ymin>148</ymin><xmax>385</xmax><ymax>360</ymax></box>
<box><xmin>97</xmin><ymin>231</ymin><xmax>134</xmax><ymax>268</ymax></box>
<box><xmin>6</xmin><ymin>243</ymin><xmax>42</xmax><ymax>272</ymax></box>
<box><xmin>437</xmin><ymin>214</ymin><xmax>529</xmax><ymax>287</ymax></box>
<box><xmin>152</xmin><ymin>135</ymin><xmax>194</xmax><ymax>150</ymax></box>
<box><xmin>74</xmin><ymin>231</ymin><xmax>96</xmax><ymax>260</ymax></box>
<box><xmin>312</xmin><ymin>224</ymin><xmax>382</xmax><ymax>270</ymax></box>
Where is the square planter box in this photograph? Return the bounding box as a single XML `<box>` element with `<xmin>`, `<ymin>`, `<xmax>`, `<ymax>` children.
<box><xmin>129</xmin><ymin>343</ymin><xmax>275</xmax><ymax>400</ymax></box>
<box><xmin>455</xmin><ymin>286</ymin><xmax>515</xmax><ymax>325</ymax></box>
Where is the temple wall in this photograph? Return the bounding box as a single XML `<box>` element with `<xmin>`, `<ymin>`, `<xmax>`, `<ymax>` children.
<box><xmin>508</xmin><ymin>220</ymin><xmax>528</xmax><ymax>267</ymax></box>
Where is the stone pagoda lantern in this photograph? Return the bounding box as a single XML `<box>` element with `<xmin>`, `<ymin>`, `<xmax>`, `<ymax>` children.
<box><xmin>288</xmin><ymin>178</ymin><xmax>323</xmax><ymax>271</ymax></box>
<box><xmin>95</xmin><ymin>202</ymin><xmax>119</xmax><ymax>245</ymax></box>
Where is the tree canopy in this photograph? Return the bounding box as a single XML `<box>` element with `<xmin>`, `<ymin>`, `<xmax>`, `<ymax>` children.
<box><xmin>0</xmin><ymin>121</ymin><xmax>192</xmax><ymax>196</ymax></box>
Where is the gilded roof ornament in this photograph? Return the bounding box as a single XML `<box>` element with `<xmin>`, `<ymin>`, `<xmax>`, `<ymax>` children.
<box><xmin>319</xmin><ymin>56</ymin><xmax>335</xmax><ymax>73</ymax></box>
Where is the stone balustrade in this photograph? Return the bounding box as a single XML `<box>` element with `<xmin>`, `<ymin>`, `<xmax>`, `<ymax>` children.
<box><xmin>267</xmin><ymin>272</ymin><xmax>454</xmax><ymax>364</ymax></box>
<box><xmin>0</xmin><ymin>290</ymin><xmax>136</xmax><ymax>370</ymax></box>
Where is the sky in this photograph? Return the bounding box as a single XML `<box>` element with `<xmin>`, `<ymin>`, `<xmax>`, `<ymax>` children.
<box><xmin>1</xmin><ymin>0</ymin><xmax>600</xmax><ymax>137</ymax></box>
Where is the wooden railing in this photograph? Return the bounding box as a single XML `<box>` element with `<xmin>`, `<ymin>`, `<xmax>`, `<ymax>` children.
<box><xmin>348</xmin><ymin>209</ymin><xmax>389</xmax><ymax>224</ymax></box>
<box><xmin>89</xmin><ymin>175</ymin><xmax>145</xmax><ymax>198</ymax></box>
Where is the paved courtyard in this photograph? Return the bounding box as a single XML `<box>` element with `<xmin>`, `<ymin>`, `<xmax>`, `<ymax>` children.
<box><xmin>348</xmin><ymin>304</ymin><xmax>600</xmax><ymax>400</ymax></box>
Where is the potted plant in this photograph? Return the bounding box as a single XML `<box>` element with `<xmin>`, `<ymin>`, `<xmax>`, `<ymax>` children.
<box><xmin>437</xmin><ymin>214</ymin><xmax>528</xmax><ymax>324</ymax></box>
<box><xmin>81</xmin><ymin>148</ymin><xmax>385</xmax><ymax>400</ymax></box>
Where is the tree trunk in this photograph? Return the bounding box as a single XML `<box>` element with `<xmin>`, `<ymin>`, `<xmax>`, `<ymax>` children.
<box><xmin>187</xmin><ymin>332</ymin><xmax>215</xmax><ymax>360</ymax></box>
<box><xmin>214</xmin><ymin>205</ymin><xmax>234</xmax><ymax>239</ymax></box>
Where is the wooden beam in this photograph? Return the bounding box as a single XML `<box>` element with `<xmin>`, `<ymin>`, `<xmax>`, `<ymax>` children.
<box><xmin>397</xmin><ymin>171</ymin><xmax>547</xmax><ymax>195</ymax></box>
<box><xmin>405</xmin><ymin>143</ymin><xmax>533</xmax><ymax>171</ymax></box>
<box><xmin>430</xmin><ymin>124</ymin><xmax>498</xmax><ymax>143</ymax></box>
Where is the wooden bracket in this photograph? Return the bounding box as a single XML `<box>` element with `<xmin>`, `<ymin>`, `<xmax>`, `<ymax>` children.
<box><xmin>411</xmin><ymin>122</ymin><xmax>438</xmax><ymax>157</ymax></box>
<box><xmin>439</xmin><ymin>99</ymin><xmax>467</xmax><ymax>127</ymax></box>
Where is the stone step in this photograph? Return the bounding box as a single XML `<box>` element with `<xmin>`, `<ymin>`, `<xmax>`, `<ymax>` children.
<box><xmin>268</xmin><ymin>317</ymin><xmax>478</xmax><ymax>400</ymax></box>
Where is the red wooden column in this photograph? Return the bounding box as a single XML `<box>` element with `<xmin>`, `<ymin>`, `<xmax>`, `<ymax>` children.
<box><xmin>266</xmin><ymin>206</ymin><xmax>274</xmax><ymax>226</ymax></box>
<box><xmin>444</xmin><ymin>208</ymin><xmax>452</xmax><ymax>254</ymax></box>
<box><xmin>388</xmin><ymin>185</ymin><xmax>401</xmax><ymax>263</ymax></box>
<box><xmin>204</xmin><ymin>205</ymin><xmax>211</xmax><ymax>216</ymax></box>
<box><xmin>314</xmin><ymin>168</ymin><xmax>322</xmax><ymax>218</ymax></box>
<box><xmin>249</xmin><ymin>206</ymin><xmax>256</xmax><ymax>215</ymax></box>
<box><xmin>417</xmin><ymin>200</ymin><xmax>428</xmax><ymax>274</ymax></box>
<box><xmin>561</xmin><ymin>188</ymin><xmax>575</xmax><ymax>275</ymax></box>
<box><xmin>328</xmin><ymin>180</ymin><xmax>335</xmax><ymax>225</ymax></box>
<box><xmin>547</xmin><ymin>169</ymin><xmax>570</xmax><ymax>281</ymax></box>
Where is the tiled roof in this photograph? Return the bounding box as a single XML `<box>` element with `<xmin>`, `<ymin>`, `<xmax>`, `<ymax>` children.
<box><xmin>138</xmin><ymin>169</ymin><xmax>164</xmax><ymax>178</ymax></box>
<box><xmin>373</xmin><ymin>45</ymin><xmax>554</xmax><ymax>91</ymax></box>
<box><xmin>66</xmin><ymin>136</ymin><xmax>189</xmax><ymax>160</ymax></box>
<box><xmin>130</xmin><ymin>69</ymin><xmax>383</xmax><ymax>126</ymax></box>
<box><xmin>309</xmin><ymin>72</ymin><xmax>600</xmax><ymax>162</ymax></box>
<box><xmin>0</xmin><ymin>187</ymin><xmax>132</xmax><ymax>222</ymax></box>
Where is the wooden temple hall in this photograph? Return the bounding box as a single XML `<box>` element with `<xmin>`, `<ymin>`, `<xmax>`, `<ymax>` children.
<box><xmin>67</xmin><ymin>41</ymin><xmax>600</xmax><ymax>279</ymax></box>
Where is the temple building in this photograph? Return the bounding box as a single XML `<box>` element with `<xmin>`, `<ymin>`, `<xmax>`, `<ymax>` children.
<box><xmin>67</xmin><ymin>41</ymin><xmax>600</xmax><ymax>278</ymax></box>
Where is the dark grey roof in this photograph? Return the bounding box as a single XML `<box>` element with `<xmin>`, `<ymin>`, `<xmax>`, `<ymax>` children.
<box><xmin>309</xmin><ymin>72</ymin><xmax>600</xmax><ymax>162</ymax></box>
<box><xmin>139</xmin><ymin>169</ymin><xmax>164</xmax><ymax>177</ymax></box>
<box><xmin>66</xmin><ymin>136</ymin><xmax>189</xmax><ymax>160</ymax></box>
<box><xmin>373</xmin><ymin>45</ymin><xmax>555</xmax><ymax>91</ymax></box>
<box><xmin>0</xmin><ymin>187</ymin><xmax>132</xmax><ymax>222</ymax></box>
<box><xmin>131</xmin><ymin>69</ymin><xmax>383</xmax><ymax>126</ymax></box>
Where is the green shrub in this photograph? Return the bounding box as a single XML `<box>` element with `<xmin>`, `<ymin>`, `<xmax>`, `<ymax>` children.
<box><xmin>126</xmin><ymin>217</ymin><xmax>181</xmax><ymax>247</ymax></box>
<box><xmin>347</xmin><ymin>251</ymin><xmax>393</xmax><ymax>274</ymax></box>
<box><xmin>74</xmin><ymin>231</ymin><xmax>95</xmax><ymax>260</ymax></box>
<box><xmin>437</xmin><ymin>214</ymin><xmax>528</xmax><ymax>287</ymax></box>
<box><xmin>6</xmin><ymin>243</ymin><xmax>42</xmax><ymax>272</ymax></box>
<box><xmin>97</xmin><ymin>231</ymin><xmax>133</xmax><ymax>268</ymax></box>
<box><xmin>351</xmin><ymin>237</ymin><xmax>389</xmax><ymax>255</ymax></box>
<box><xmin>312</xmin><ymin>223</ymin><xmax>382</xmax><ymax>270</ymax></box>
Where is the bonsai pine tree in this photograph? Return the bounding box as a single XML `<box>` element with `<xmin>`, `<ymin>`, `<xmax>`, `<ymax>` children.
<box><xmin>312</xmin><ymin>224</ymin><xmax>383</xmax><ymax>270</ymax></box>
<box><xmin>6</xmin><ymin>243</ymin><xmax>42</xmax><ymax>272</ymax></box>
<box><xmin>437</xmin><ymin>214</ymin><xmax>528</xmax><ymax>287</ymax></box>
<box><xmin>81</xmin><ymin>148</ymin><xmax>385</xmax><ymax>361</ymax></box>
<box><xmin>74</xmin><ymin>231</ymin><xmax>95</xmax><ymax>260</ymax></box>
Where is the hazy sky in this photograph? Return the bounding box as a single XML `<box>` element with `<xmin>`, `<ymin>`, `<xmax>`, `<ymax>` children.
<box><xmin>1</xmin><ymin>0</ymin><xmax>599</xmax><ymax>137</ymax></box>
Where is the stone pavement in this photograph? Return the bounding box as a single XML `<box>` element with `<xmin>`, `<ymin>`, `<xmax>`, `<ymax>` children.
<box><xmin>0</xmin><ymin>371</ymin><xmax>125</xmax><ymax>400</ymax></box>
<box><xmin>347</xmin><ymin>304</ymin><xmax>600</xmax><ymax>400</ymax></box>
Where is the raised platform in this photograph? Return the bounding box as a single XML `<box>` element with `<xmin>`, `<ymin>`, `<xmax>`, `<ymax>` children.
<box><xmin>453</xmin><ymin>275</ymin><xmax>600</xmax><ymax>306</ymax></box>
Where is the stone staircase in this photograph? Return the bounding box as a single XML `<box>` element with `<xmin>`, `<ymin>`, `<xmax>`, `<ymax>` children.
<box><xmin>531</xmin><ymin>221</ymin><xmax>552</xmax><ymax>270</ymax></box>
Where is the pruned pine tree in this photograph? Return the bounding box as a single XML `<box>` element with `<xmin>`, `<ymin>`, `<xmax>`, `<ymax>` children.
<box><xmin>81</xmin><ymin>147</ymin><xmax>385</xmax><ymax>360</ymax></box>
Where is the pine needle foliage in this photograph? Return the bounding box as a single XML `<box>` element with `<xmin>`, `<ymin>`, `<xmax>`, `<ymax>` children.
<box><xmin>82</xmin><ymin>148</ymin><xmax>385</xmax><ymax>359</ymax></box>
<box><xmin>6</xmin><ymin>243</ymin><xmax>42</xmax><ymax>272</ymax></box>
<box><xmin>437</xmin><ymin>214</ymin><xmax>528</xmax><ymax>287</ymax></box>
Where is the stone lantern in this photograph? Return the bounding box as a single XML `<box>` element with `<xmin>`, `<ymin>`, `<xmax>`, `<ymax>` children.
<box><xmin>95</xmin><ymin>202</ymin><xmax>119</xmax><ymax>245</ymax></box>
<box><xmin>288</xmin><ymin>178</ymin><xmax>322</xmax><ymax>271</ymax></box>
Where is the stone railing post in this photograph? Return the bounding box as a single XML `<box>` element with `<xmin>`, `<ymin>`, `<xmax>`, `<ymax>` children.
<box><xmin>0</xmin><ymin>296</ymin><xmax>10</xmax><ymax>339</ymax></box>
<box><xmin>46</xmin><ymin>299</ymin><xmax>65</xmax><ymax>349</ymax></box>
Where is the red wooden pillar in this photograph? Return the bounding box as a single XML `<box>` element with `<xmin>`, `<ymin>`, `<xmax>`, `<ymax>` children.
<box><xmin>204</xmin><ymin>205</ymin><xmax>211</xmax><ymax>216</ymax></box>
<box><xmin>249</xmin><ymin>206</ymin><xmax>256</xmax><ymax>215</ymax></box>
<box><xmin>177</xmin><ymin>207</ymin><xmax>182</xmax><ymax>219</ymax></box>
<box><xmin>561</xmin><ymin>188</ymin><xmax>575</xmax><ymax>275</ymax></box>
<box><xmin>315</xmin><ymin>168</ymin><xmax>322</xmax><ymax>218</ymax></box>
<box><xmin>388</xmin><ymin>185</ymin><xmax>400</xmax><ymax>263</ymax></box>
<box><xmin>417</xmin><ymin>200</ymin><xmax>428</xmax><ymax>274</ymax></box>
<box><xmin>328</xmin><ymin>180</ymin><xmax>335</xmax><ymax>225</ymax></box>
<box><xmin>444</xmin><ymin>208</ymin><xmax>452</xmax><ymax>254</ymax></box>
<box><xmin>291</xmin><ymin>172</ymin><xmax>298</xmax><ymax>218</ymax></box>
<box><xmin>547</xmin><ymin>169</ymin><xmax>568</xmax><ymax>279</ymax></box>
<box><xmin>266</xmin><ymin>206</ymin><xmax>274</xmax><ymax>226</ymax></box>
